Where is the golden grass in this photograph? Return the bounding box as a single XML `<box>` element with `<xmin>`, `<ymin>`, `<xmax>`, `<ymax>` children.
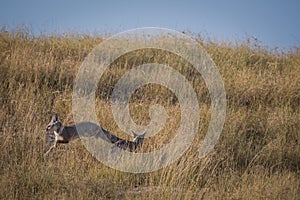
<box><xmin>0</xmin><ymin>28</ymin><xmax>299</xmax><ymax>199</ymax></box>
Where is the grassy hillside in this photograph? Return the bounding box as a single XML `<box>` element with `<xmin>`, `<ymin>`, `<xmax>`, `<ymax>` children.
<box><xmin>0</xmin><ymin>28</ymin><xmax>299</xmax><ymax>199</ymax></box>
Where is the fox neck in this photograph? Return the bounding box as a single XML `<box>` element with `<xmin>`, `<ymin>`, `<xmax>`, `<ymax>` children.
<box><xmin>54</xmin><ymin>130</ymin><xmax>60</xmax><ymax>136</ymax></box>
<box><xmin>54</xmin><ymin>125</ymin><xmax>63</xmax><ymax>134</ymax></box>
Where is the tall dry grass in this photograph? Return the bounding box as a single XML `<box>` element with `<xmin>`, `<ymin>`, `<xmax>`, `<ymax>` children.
<box><xmin>0</xmin><ymin>28</ymin><xmax>299</xmax><ymax>199</ymax></box>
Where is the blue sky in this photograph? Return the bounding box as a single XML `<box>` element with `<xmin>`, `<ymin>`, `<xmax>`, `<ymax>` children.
<box><xmin>1</xmin><ymin>0</ymin><xmax>300</xmax><ymax>49</ymax></box>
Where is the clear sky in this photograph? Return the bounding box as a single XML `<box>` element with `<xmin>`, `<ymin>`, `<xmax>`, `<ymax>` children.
<box><xmin>1</xmin><ymin>0</ymin><xmax>300</xmax><ymax>50</ymax></box>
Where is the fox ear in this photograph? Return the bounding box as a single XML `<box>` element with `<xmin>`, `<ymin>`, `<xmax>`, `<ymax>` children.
<box><xmin>52</xmin><ymin>114</ymin><xmax>59</xmax><ymax>122</ymax></box>
<box><xmin>142</xmin><ymin>131</ymin><xmax>147</xmax><ymax>137</ymax></box>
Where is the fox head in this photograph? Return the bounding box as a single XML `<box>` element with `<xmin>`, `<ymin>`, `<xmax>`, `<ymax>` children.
<box><xmin>46</xmin><ymin>114</ymin><xmax>62</xmax><ymax>133</ymax></box>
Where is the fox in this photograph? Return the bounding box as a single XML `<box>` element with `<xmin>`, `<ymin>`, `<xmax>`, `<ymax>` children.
<box><xmin>44</xmin><ymin>114</ymin><xmax>123</xmax><ymax>156</ymax></box>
